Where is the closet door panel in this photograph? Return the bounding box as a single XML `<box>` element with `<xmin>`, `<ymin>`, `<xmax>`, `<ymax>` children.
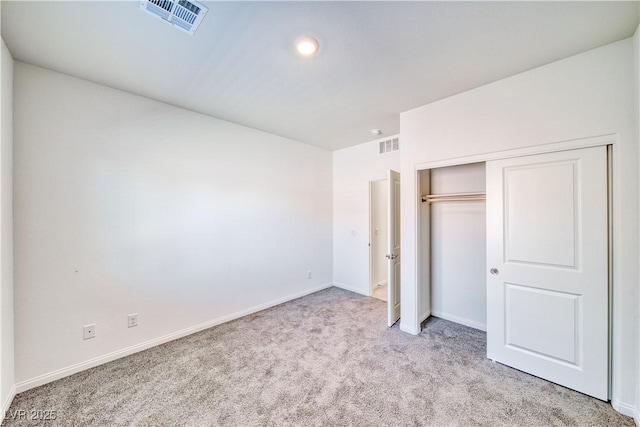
<box><xmin>486</xmin><ymin>146</ymin><xmax>608</xmax><ymax>400</ymax></box>
<box><xmin>503</xmin><ymin>162</ymin><xmax>577</xmax><ymax>267</ymax></box>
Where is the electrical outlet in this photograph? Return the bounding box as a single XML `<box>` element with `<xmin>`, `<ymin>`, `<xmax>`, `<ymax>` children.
<box><xmin>128</xmin><ymin>313</ymin><xmax>138</xmax><ymax>328</ymax></box>
<box><xmin>307</xmin><ymin>271</ymin><xmax>312</xmax><ymax>279</ymax></box>
<box><xmin>83</xmin><ymin>324</ymin><xmax>96</xmax><ymax>340</ymax></box>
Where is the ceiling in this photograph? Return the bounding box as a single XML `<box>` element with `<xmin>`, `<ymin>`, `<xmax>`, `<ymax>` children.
<box><xmin>2</xmin><ymin>1</ymin><xmax>639</xmax><ymax>151</ymax></box>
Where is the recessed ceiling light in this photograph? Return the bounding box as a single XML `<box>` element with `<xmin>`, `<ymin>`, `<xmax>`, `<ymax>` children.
<box><xmin>296</xmin><ymin>37</ymin><xmax>319</xmax><ymax>57</ymax></box>
<box><xmin>370</xmin><ymin>129</ymin><xmax>382</xmax><ymax>136</ymax></box>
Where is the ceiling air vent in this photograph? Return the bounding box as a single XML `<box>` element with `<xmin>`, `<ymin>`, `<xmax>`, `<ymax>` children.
<box><xmin>140</xmin><ymin>0</ymin><xmax>208</xmax><ymax>35</ymax></box>
<box><xmin>379</xmin><ymin>138</ymin><xmax>400</xmax><ymax>155</ymax></box>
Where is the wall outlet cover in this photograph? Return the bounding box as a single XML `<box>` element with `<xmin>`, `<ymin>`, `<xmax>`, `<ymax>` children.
<box><xmin>128</xmin><ymin>313</ymin><xmax>139</xmax><ymax>328</ymax></box>
<box><xmin>83</xmin><ymin>324</ymin><xmax>96</xmax><ymax>340</ymax></box>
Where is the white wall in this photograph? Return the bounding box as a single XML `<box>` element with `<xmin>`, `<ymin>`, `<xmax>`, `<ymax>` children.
<box><xmin>333</xmin><ymin>139</ymin><xmax>399</xmax><ymax>295</ymax></box>
<box><xmin>13</xmin><ymin>63</ymin><xmax>333</xmax><ymax>390</ymax></box>
<box><xmin>429</xmin><ymin>163</ymin><xmax>486</xmax><ymax>331</ymax></box>
<box><xmin>400</xmin><ymin>39</ymin><xmax>638</xmax><ymax>413</ymax></box>
<box><xmin>0</xmin><ymin>36</ymin><xmax>15</xmax><ymax>414</ymax></box>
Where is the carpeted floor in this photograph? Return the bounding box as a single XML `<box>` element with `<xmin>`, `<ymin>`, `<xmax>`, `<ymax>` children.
<box><xmin>5</xmin><ymin>287</ymin><xmax>633</xmax><ymax>426</ymax></box>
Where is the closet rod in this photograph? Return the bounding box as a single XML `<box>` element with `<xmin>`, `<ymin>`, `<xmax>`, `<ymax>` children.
<box><xmin>421</xmin><ymin>192</ymin><xmax>486</xmax><ymax>203</ymax></box>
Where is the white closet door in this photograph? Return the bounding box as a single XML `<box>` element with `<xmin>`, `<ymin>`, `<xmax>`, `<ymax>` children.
<box><xmin>486</xmin><ymin>146</ymin><xmax>608</xmax><ymax>400</ymax></box>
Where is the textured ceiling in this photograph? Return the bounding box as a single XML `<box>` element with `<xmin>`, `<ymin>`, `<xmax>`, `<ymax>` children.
<box><xmin>2</xmin><ymin>1</ymin><xmax>639</xmax><ymax>151</ymax></box>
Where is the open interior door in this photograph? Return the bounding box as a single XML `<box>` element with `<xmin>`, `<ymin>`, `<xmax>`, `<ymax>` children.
<box><xmin>486</xmin><ymin>146</ymin><xmax>608</xmax><ymax>400</ymax></box>
<box><xmin>387</xmin><ymin>169</ymin><xmax>401</xmax><ymax>327</ymax></box>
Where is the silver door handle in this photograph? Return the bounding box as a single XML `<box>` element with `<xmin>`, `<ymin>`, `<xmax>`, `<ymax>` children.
<box><xmin>386</xmin><ymin>254</ymin><xmax>398</xmax><ymax>260</ymax></box>
<box><xmin>490</xmin><ymin>268</ymin><xmax>499</xmax><ymax>275</ymax></box>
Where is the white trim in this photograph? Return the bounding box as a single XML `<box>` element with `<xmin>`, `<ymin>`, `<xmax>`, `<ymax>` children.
<box><xmin>414</xmin><ymin>134</ymin><xmax>617</xmax><ymax>171</ymax></box>
<box><xmin>15</xmin><ymin>283</ymin><xmax>333</xmax><ymax>394</ymax></box>
<box><xmin>413</xmin><ymin>168</ymin><xmax>421</xmax><ymax>334</ymax></box>
<box><xmin>369</xmin><ymin>180</ymin><xmax>373</xmax><ymax>297</ymax></box>
<box><xmin>611</xmin><ymin>399</ymin><xmax>637</xmax><ymax>419</ymax></box>
<box><xmin>431</xmin><ymin>311</ymin><xmax>487</xmax><ymax>332</ymax></box>
<box><xmin>607</xmin><ymin>144</ymin><xmax>614</xmax><ymax>401</ymax></box>
<box><xmin>333</xmin><ymin>282</ymin><xmax>368</xmax><ymax>296</ymax></box>
<box><xmin>1</xmin><ymin>384</ymin><xmax>16</xmax><ymax>425</ymax></box>
<box><xmin>419</xmin><ymin>310</ymin><xmax>430</xmax><ymax>324</ymax></box>
<box><xmin>368</xmin><ymin>175</ymin><xmax>388</xmax><ymax>183</ymax></box>
<box><xmin>399</xmin><ymin>322</ymin><xmax>420</xmax><ymax>335</ymax></box>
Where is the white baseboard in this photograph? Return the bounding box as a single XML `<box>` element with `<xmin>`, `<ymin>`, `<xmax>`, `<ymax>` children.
<box><xmin>419</xmin><ymin>311</ymin><xmax>431</xmax><ymax>324</ymax></box>
<box><xmin>1</xmin><ymin>384</ymin><xmax>16</xmax><ymax>425</ymax></box>
<box><xmin>15</xmin><ymin>282</ymin><xmax>333</xmax><ymax>394</ymax></box>
<box><xmin>611</xmin><ymin>399</ymin><xmax>637</xmax><ymax>419</ymax></box>
<box><xmin>400</xmin><ymin>322</ymin><xmax>420</xmax><ymax>335</ymax></box>
<box><xmin>432</xmin><ymin>310</ymin><xmax>487</xmax><ymax>332</ymax></box>
<box><xmin>332</xmin><ymin>282</ymin><xmax>368</xmax><ymax>296</ymax></box>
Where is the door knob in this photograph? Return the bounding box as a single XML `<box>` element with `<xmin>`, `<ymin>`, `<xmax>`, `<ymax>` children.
<box><xmin>386</xmin><ymin>254</ymin><xmax>398</xmax><ymax>260</ymax></box>
<box><xmin>490</xmin><ymin>268</ymin><xmax>499</xmax><ymax>275</ymax></box>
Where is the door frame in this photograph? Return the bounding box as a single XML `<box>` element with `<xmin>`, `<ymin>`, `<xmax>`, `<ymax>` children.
<box><xmin>368</xmin><ymin>176</ymin><xmax>388</xmax><ymax>298</ymax></box>
<box><xmin>410</xmin><ymin>133</ymin><xmax>616</xmax><ymax>398</ymax></box>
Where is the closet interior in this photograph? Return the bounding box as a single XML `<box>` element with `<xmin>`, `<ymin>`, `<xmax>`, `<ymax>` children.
<box><xmin>419</xmin><ymin>162</ymin><xmax>487</xmax><ymax>331</ymax></box>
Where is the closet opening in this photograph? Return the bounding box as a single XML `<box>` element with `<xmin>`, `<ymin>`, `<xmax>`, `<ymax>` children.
<box><xmin>419</xmin><ymin>162</ymin><xmax>487</xmax><ymax>331</ymax></box>
<box><xmin>416</xmin><ymin>145</ymin><xmax>611</xmax><ymax>400</ymax></box>
<box><xmin>369</xmin><ymin>178</ymin><xmax>388</xmax><ymax>302</ymax></box>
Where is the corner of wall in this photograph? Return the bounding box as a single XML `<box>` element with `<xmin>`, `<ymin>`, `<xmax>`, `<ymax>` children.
<box><xmin>399</xmin><ymin>322</ymin><xmax>420</xmax><ymax>335</ymax></box>
<box><xmin>1</xmin><ymin>384</ymin><xmax>15</xmax><ymax>424</ymax></box>
<box><xmin>635</xmin><ymin>21</ymin><xmax>640</xmax><ymax>427</ymax></box>
<box><xmin>0</xmin><ymin>34</ymin><xmax>15</xmax><ymax>420</ymax></box>
<box><xmin>611</xmin><ymin>399</ymin><xmax>638</xmax><ymax>421</ymax></box>
<box><xmin>332</xmin><ymin>282</ymin><xmax>368</xmax><ymax>296</ymax></box>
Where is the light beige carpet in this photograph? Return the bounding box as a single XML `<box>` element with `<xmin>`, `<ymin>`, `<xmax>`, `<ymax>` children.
<box><xmin>5</xmin><ymin>287</ymin><xmax>633</xmax><ymax>426</ymax></box>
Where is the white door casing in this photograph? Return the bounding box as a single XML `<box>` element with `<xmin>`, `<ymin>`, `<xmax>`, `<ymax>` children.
<box><xmin>486</xmin><ymin>146</ymin><xmax>608</xmax><ymax>400</ymax></box>
<box><xmin>388</xmin><ymin>169</ymin><xmax>401</xmax><ymax>327</ymax></box>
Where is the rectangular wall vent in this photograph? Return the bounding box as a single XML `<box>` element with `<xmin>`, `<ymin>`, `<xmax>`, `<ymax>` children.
<box><xmin>379</xmin><ymin>138</ymin><xmax>400</xmax><ymax>154</ymax></box>
<box><xmin>140</xmin><ymin>0</ymin><xmax>208</xmax><ymax>35</ymax></box>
